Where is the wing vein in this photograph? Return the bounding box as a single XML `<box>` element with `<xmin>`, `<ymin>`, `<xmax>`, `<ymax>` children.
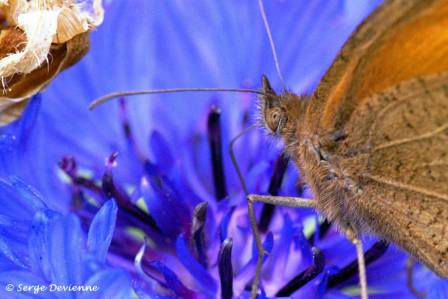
<box><xmin>414</xmin><ymin>160</ymin><xmax>448</xmax><ymax>169</ymax></box>
<box><xmin>373</xmin><ymin>121</ymin><xmax>448</xmax><ymax>151</ymax></box>
<box><xmin>365</xmin><ymin>174</ymin><xmax>448</xmax><ymax>201</ymax></box>
<box><xmin>368</xmin><ymin>94</ymin><xmax>410</xmax><ymax>147</ymax></box>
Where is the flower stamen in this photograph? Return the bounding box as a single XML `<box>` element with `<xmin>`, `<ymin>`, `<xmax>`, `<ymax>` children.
<box><xmin>218</xmin><ymin>238</ymin><xmax>234</xmax><ymax>299</ymax></box>
<box><xmin>327</xmin><ymin>240</ymin><xmax>389</xmax><ymax>288</ymax></box>
<box><xmin>191</xmin><ymin>202</ymin><xmax>209</xmax><ymax>267</ymax></box>
<box><xmin>119</xmin><ymin>98</ymin><xmax>146</xmax><ymax>162</ymax></box>
<box><xmin>258</xmin><ymin>152</ymin><xmax>289</xmax><ymax>232</ymax></box>
<box><xmin>102</xmin><ymin>154</ymin><xmax>161</xmax><ymax>234</ymax></box>
<box><xmin>207</xmin><ymin>107</ymin><xmax>228</xmax><ymax>201</ymax></box>
<box><xmin>276</xmin><ymin>247</ymin><xmax>325</xmax><ymax>296</ymax></box>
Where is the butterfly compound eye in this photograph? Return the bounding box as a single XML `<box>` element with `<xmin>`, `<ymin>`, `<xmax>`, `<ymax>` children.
<box><xmin>266</xmin><ymin>107</ymin><xmax>285</xmax><ymax>133</ymax></box>
<box><xmin>260</xmin><ymin>75</ymin><xmax>286</xmax><ymax>135</ymax></box>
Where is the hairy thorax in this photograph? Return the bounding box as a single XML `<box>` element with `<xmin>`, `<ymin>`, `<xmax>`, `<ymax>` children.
<box><xmin>288</xmin><ymin>131</ymin><xmax>369</xmax><ymax>234</ymax></box>
<box><xmin>259</xmin><ymin>81</ymin><xmax>372</xmax><ymax>235</ymax></box>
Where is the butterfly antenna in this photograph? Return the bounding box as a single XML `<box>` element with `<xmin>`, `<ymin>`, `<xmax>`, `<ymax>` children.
<box><xmin>89</xmin><ymin>88</ymin><xmax>265</xmax><ymax>110</ymax></box>
<box><xmin>258</xmin><ymin>0</ymin><xmax>286</xmax><ymax>91</ymax></box>
<box><xmin>229</xmin><ymin>125</ymin><xmax>256</xmax><ymax>195</ymax></box>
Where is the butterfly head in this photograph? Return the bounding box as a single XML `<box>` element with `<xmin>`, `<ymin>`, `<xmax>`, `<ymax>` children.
<box><xmin>259</xmin><ymin>75</ymin><xmax>308</xmax><ymax>140</ymax></box>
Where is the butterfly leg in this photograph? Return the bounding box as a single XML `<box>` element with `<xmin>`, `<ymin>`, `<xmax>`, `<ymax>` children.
<box><xmin>247</xmin><ymin>194</ymin><xmax>316</xmax><ymax>299</ymax></box>
<box><xmin>344</xmin><ymin>227</ymin><xmax>369</xmax><ymax>299</ymax></box>
<box><xmin>406</xmin><ymin>257</ymin><xmax>427</xmax><ymax>298</ymax></box>
<box><xmin>248</xmin><ymin>194</ymin><xmax>316</xmax><ymax>208</ymax></box>
<box><xmin>229</xmin><ymin>128</ymin><xmax>317</xmax><ymax>297</ymax></box>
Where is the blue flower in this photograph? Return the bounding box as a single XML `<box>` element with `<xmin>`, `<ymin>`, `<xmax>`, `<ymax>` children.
<box><xmin>0</xmin><ymin>177</ymin><xmax>133</xmax><ymax>298</ymax></box>
<box><xmin>1</xmin><ymin>1</ymin><xmax>447</xmax><ymax>298</ymax></box>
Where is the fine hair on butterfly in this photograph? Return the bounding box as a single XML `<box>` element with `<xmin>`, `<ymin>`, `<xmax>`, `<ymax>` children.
<box><xmin>254</xmin><ymin>1</ymin><xmax>448</xmax><ymax>298</ymax></box>
<box><xmin>256</xmin><ymin>0</ymin><xmax>448</xmax><ymax>295</ymax></box>
<box><xmin>90</xmin><ymin>0</ymin><xmax>448</xmax><ymax>298</ymax></box>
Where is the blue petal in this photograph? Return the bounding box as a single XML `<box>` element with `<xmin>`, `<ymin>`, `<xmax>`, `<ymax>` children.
<box><xmin>427</xmin><ymin>279</ymin><xmax>448</xmax><ymax>299</ymax></box>
<box><xmin>316</xmin><ymin>267</ymin><xmax>339</xmax><ymax>299</ymax></box>
<box><xmin>294</xmin><ymin>221</ymin><xmax>313</xmax><ymax>264</ymax></box>
<box><xmin>0</xmin><ymin>234</ymin><xmax>28</xmax><ymax>269</ymax></box>
<box><xmin>0</xmin><ymin>133</ymin><xmax>16</xmax><ymax>175</ymax></box>
<box><xmin>87</xmin><ymin>200</ymin><xmax>118</xmax><ymax>263</ymax></box>
<box><xmin>15</xmin><ymin>96</ymin><xmax>42</xmax><ymax>151</ymax></box>
<box><xmin>149</xmin><ymin>131</ymin><xmax>174</xmax><ymax>172</ymax></box>
<box><xmin>133</xmin><ymin>288</ymin><xmax>175</xmax><ymax>299</ymax></box>
<box><xmin>0</xmin><ymin>177</ymin><xmax>45</xmax><ymax>219</ymax></box>
<box><xmin>133</xmin><ymin>277</ymin><xmax>177</xmax><ymax>299</ymax></box>
<box><xmin>0</xmin><ymin>98</ymin><xmax>70</xmax><ymax>211</ymax></box>
<box><xmin>28</xmin><ymin>210</ymin><xmax>84</xmax><ymax>287</ymax></box>
<box><xmin>0</xmin><ymin>254</ymin><xmax>23</xmax><ymax>272</ymax></box>
<box><xmin>251</xmin><ymin>232</ymin><xmax>274</xmax><ymax>261</ymax></box>
<box><xmin>0</xmin><ymin>178</ymin><xmax>47</xmax><ymax>269</ymax></box>
<box><xmin>141</xmin><ymin>172</ymin><xmax>191</xmax><ymax>239</ymax></box>
<box><xmin>149</xmin><ymin>261</ymin><xmax>197</xmax><ymax>298</ymax></box>
<box><xmin>263</xmin><ymin>214</ymin><xmax>302</xmax><ymax>280</ymax></box>
<box><xmin>175</xmin><ymin>234</ymin><xmax>217</xmax><ymax>295</ymax></box>
<box><xmin>219</xmin><ymin>207</ymin><xmax>235</xmax><ymax>242</ymax></box>
<box><xmin>77</xmin><ymin>269</ymin><xmax>133</xmax><ymax>299</ymax></box>
<box><xmin>0</xmin><ymin>96</ymin><xmax>41</xmax><ymax>172</ymax></box>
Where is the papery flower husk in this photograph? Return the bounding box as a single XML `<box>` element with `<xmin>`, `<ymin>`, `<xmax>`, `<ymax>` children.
<box><xmin>0</xmin><ymin>0</ymin><xmax>103</xmax><ymax>126</ymax></box>
<box><xmin>0</xmin><ymin>32</ymin><xmax>90</xmax><ymax>124</ymax></box>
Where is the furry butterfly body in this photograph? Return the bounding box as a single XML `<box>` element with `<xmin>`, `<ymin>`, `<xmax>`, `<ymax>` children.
<box><xmin>262</xmin><ymin>0</ymin><xmax>448</xmax><ymax>277</ymax></box>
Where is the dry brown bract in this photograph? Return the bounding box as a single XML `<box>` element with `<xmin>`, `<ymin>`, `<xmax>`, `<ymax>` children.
<box><xmin>0</xmin><ymin>0</ymin><xmax>104</xmax><ymax>125</ymax></box>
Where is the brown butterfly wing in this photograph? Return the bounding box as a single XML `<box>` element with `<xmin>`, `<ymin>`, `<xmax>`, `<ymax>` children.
<box><xmin>306</xmin><ymin>0</ymin><xmax>448</xmax><ymax>134</ymax></box>
<box><xmin>340</xmin><ymin>72</ymin><xmax>448</xmax><ymax>277</ymax></box>
<box><xmin>303</xmin><ymin>0</ymin><xmax>448</xmax><ymax>276</ymax></box>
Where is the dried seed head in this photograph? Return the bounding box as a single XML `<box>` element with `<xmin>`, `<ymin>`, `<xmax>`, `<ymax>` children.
<box><xmin>0</xmin><ymin>0</ymin><xmax>104</xmax><ymax>125</ymax></box>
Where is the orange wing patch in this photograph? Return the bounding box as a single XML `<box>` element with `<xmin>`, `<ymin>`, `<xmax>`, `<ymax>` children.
<box><xmin>354</xmin><ymin>0</ymin><xmax>448</xmax><ymax>100</ymax></box>
<box><xmin>309</xmin><ymin>0</ymin><xmax>448</xmax><ymax>133</ymax></box>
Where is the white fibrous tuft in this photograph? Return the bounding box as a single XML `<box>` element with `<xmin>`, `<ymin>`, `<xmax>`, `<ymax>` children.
<box><xmin>0</xmin><ymin>0</ymin><xmax>104</xmax><ymax>125</ymax></box>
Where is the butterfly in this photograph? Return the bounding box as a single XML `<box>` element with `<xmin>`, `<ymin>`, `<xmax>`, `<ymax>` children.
<box><xmin>257</xmin><ymin>1</ymin><xmax>448</xmax><ymax>296</ymax></box>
